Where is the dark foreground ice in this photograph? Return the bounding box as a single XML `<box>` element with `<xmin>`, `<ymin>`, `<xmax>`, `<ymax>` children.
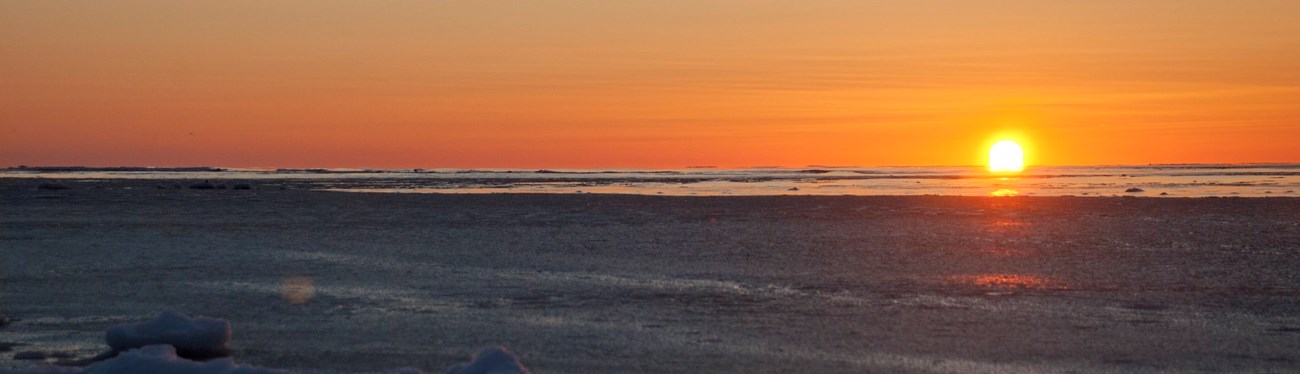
<box><xmin>2</xmin><ymin>179</ymin><xmax>1299</xmax><ymax>373</ymax></box>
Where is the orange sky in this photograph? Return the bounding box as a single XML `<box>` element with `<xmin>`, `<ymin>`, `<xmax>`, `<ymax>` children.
<box><xmin>2</xmin><ymin>1</ymin><xmax>1298</xmax><ymax>168</ymax></box>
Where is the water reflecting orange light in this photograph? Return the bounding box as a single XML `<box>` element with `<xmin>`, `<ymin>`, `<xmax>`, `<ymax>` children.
<box><xmin>950</xmin><ymin>274</ymin><xmax>1055</xmax><ymax>289</ymax></box>
<box><xmin>991</xmin><ymin>189</ymin><xmax>1019</xmax><ymax>197</ymax></box>
<box><xmin>990</xmin><ymin>219</ymin><xmax>1025</xmax><ymax>227</ymax></box>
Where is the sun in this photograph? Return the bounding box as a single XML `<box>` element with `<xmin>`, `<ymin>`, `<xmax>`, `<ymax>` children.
<box><xmin>988</xmin><ymin>140</ymin><xmax>1025</xmax><ymax>172</ymax></box>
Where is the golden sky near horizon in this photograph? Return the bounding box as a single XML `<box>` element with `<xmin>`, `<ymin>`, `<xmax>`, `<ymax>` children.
<box><xmin>2</xmin><ymin>0</ymin><xmax>1299</xmax><ymax>168</ymax></box>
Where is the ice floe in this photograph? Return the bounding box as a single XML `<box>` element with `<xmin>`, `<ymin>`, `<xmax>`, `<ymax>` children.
<box><xmin>105</xmin><ymin>311</ymin><xmax>232</xmax><ymax>360</ymax></box>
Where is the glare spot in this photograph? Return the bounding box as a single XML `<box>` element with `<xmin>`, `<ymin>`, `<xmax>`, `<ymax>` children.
<box><xmin>281</xmin><ymin>276</ymin><xmax>315</xmax><ymax>305</ymax></box>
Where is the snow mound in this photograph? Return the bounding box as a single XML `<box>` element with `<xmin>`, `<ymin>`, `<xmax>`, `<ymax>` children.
<box><xmin>390</xmin><ymin>347</ymin><xmax>530</xmax><ymax>374</ymax></box>
<box><xmin>105</xmin><ymin>311</ymin><xmax>232</xmax><ymax>359</ymax></box>
<box><xmin>23</xmin><ymin>344</ymin><xmax>289</xmax><ymax>374</ymax></box>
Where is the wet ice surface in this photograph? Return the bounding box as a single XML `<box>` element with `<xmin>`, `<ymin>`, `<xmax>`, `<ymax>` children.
<box><xmin>2</xmin><ymin>180</ymin><xmax>1300</xmax><ymax>373</ymax></box>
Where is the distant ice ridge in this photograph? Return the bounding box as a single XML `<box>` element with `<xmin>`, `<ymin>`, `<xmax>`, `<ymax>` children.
<box><xmin>17</xmin><ymin>311</ymin><xmax>529</xmax><ymax>374</ymax></box>
<box><xmin>5</xmin><ymin>164</ymin><xmax>1299</xmax><ymax>196</ymax></box>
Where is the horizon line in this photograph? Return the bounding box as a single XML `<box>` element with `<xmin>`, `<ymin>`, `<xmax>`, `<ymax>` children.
<box><xmin>5</xmin><ymin>162</ymin><xmax>1300</xmax><ymax>172</ymax></box>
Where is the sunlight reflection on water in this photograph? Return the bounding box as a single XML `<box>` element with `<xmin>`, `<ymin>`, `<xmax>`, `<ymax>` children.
<box><xmin>991</xmin><ymin>189</ymin><xmax>1019</xmax><ymax>197</ymax></box>
<box><xmin>949</xmin><ymin>274</ymin><xmax>1062</xmax><ymax>290</ymax></box>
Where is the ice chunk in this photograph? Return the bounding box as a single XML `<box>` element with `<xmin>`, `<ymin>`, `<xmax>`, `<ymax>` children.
<box><xmin>442</xmin><ymin>347</ymin><xmax>530</xmax><ymax>374</ymax></box>
<box><xmin>22</xmin><ymin>345</ymin><xmax>290</xmax><ymax>374</ymax></box>
<box><xmin>17</xmin><ymin>311</ymin><xmax>529</xmax><ymax>374</ymax></box>
<box><xmin>105</xmin><ymin>311</ymin><xmax>232</xmax><ymax>359</ymax></box>
<box><xmin>388</xmin><ymin>347</ymin><xmax>530</xmax><ymax>374</ymax></box>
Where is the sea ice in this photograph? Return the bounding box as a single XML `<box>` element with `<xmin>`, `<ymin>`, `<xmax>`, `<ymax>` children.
<box><xmin>391</xmin><ymin>347</ymin><xmax>530</xmax><ymax>374</ymax></box>
<box><xmin>105</xmin><ymin>311</ymin><xmax>232</xmax><ymax>359</ymax></box>
<box><xmin>12</xmin><ymin>311</ymin><xmax>530</xmax><ymax>374</ymax></box>
<box><xmin>19</xmin><ymin>345</ymin><xmax>289</xmax><ymax>374</ymax></box>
